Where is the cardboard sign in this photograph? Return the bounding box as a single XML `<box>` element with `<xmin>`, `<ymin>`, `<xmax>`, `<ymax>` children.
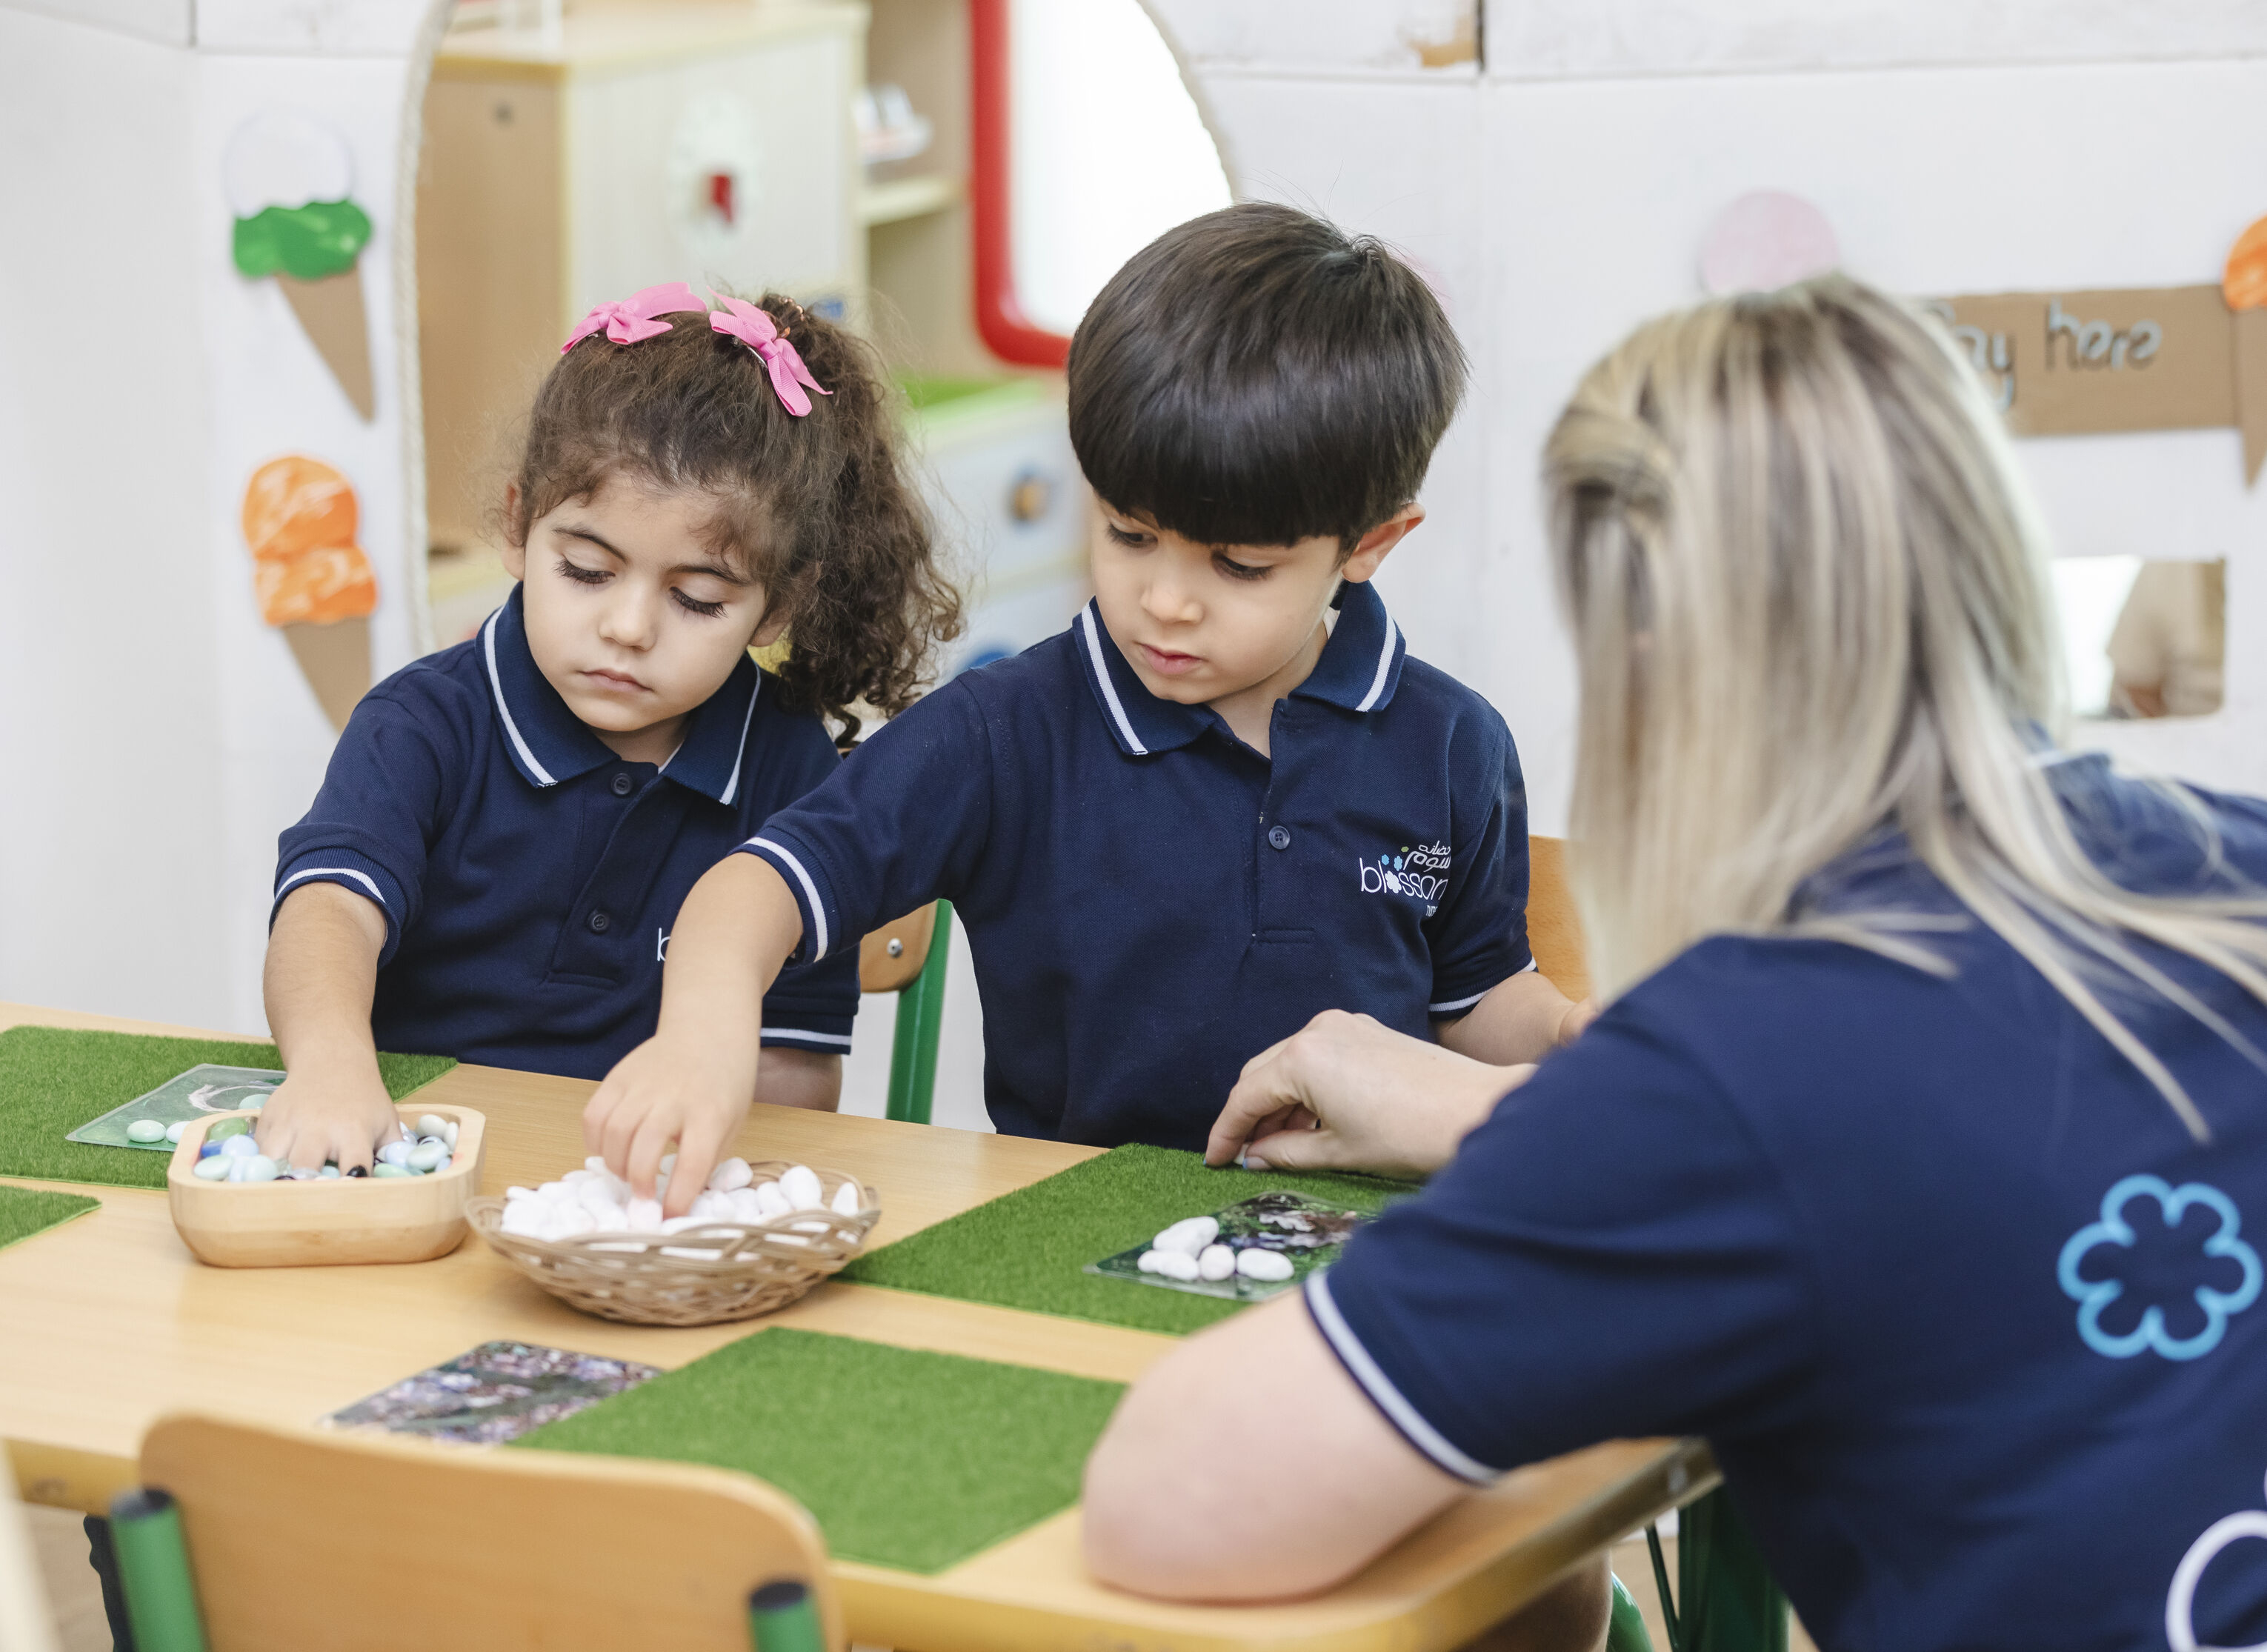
<box><xmin>1925</xmin><ymin>286</ymin><xmax>2267</xmax><ymax>482</ymax></box>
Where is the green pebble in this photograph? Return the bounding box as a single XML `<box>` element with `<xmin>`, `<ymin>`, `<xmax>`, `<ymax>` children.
<box><xmin>207</xmin><ymin>1118</ymin><xmax>251</xmax><ymax>1142</ymax></box>
<box><xmin>126</xmin><ymin>1119</ymin><xmax>167</xmax><ymax>1144</ymax></box>
<box><xmin>371</xmin><ymin>1163</ymin><xmax>414</xmax><ymax>1179</ymax></box>
<box><xmin>191</xmin><ymin>1156</ymin><xmax>232</xmax><ymax>1181</ymax></box>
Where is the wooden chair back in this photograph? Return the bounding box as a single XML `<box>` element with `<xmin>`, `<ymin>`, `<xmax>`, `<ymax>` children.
<box><xmin>1527</xmin><ymin>835</ymin><xmax>1592</xmax><ymax>1003</ymax></box>
<box><xmin>859</xmin><ymin>902</ymin><xmax>939</xmax><ymax>994</ymax></box>
<box><xmin>138</xmin><ymin>1412</ymin><xmax>840</xmax><ymax>1652</ymax></box>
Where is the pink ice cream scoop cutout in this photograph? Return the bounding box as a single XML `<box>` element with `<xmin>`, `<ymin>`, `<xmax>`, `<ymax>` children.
<box><xmin>708</xmin><ymin>292</ymin><xmax>831</xmax><ymax>416</ymax></box>
<box><xmin>561</xmin><ymin>282</ymin><xmax>704</xmax><ymax>352</ymax></box>
<box><xmin>1698</xmin><ymin>191</ymin><xmax>1841</xmax><ymax>296</ymax></box>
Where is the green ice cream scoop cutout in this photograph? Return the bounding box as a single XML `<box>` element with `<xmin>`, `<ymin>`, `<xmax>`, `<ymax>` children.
<box><xmin>232</xmin><ymin>199</ymin><xmax>370</xmax><ymax>282</ymax></box>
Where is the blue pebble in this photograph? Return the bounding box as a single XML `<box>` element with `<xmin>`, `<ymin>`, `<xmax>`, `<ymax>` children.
<box><xmin>199</xmin><ymin>1142</ymin><xmax>222</xmax><ymax>1159</ymax></box>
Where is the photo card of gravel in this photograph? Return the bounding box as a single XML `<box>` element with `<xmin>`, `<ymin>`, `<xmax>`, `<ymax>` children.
<box><xmin>65</xmin><ymin>1065</ymin><xmax>285</xmax><ymax>1150</ymax></box>
<box><xmin>322</xmin><ymin>1341</ymin><xmax>662</xmax><ymax>1445</ymax></box>
<box><xmin>1088</xmin><ymin>1190</ymin><xmax>1374</xmax><ymax>1300</ymax></box>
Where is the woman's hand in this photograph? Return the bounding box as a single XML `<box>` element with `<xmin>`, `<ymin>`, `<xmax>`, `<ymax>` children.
<box><xmin>254</xmin><ymin>1062</ymin><xmax>401</xmax><ymax>1174</ymax></box>
<box><xmin>1205</xmin><ymin>1010</ymin><xmax>1530</xmax><ymax>1180</ymax></box>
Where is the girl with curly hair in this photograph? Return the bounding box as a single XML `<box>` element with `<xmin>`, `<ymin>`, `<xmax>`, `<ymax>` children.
<box><xmin>258</xmin><ymin>284</ymin><xmax>959</xmax><ymax>1173</ymax></box>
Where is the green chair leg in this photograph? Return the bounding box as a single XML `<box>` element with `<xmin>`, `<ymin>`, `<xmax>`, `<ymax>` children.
<box><xmin>747</xmin><ymin>1579</ymin><xmax>825</xmax><ymax>1652</ymax></box>
<box><xmin>1675</xmin><ymin>1488</ymin><xmax>1788</xmax><ymax>1652</ymax></box>
<box><xmin>1607</xmin><ymin>1570</ymin><xmax>1657</xmax><ymax>1652</ymax></box>
<box><xmin>885</xmin><ymin>900</ymin><xmax>953</xmax><ymax>1125</ymax></box>
<box><xmin>108</xmin><ymin>1488</ymin><xmax>207</xmax><ymax>1652</ymax></box>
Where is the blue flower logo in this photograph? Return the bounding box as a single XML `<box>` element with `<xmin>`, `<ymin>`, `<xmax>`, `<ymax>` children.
<box><xmin>2057</xmin><ymin>1175</ymin><xmax>2261</xmax><ymax>1361</ymax></box>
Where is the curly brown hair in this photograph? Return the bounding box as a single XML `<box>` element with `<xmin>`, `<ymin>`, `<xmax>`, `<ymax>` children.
<box><xmin>507</xmin><ymin>292</ymin><xmax>962</xmax><ymax>741</ymax></box>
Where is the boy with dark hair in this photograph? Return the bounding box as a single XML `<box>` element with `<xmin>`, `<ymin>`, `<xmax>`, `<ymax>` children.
<box><xmin>589</xmin><ymin>202</ymin><xmax>1586</xmax><ymax>1199</ymax></box>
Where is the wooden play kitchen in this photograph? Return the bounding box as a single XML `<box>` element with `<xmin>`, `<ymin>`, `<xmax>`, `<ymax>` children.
<box><xmin>0</xmin><ymin>1002</ymin><xmax>1713</xmax><ymax>1652</ymax></box>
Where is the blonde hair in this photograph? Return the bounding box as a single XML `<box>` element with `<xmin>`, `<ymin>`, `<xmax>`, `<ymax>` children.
<box><xmin>1545</xmin><ymin>275</ymin><xmax>2267</xmax><ymax>1136</ymax></box>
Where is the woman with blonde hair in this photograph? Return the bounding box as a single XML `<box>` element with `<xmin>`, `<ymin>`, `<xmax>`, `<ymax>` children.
<box><xmin>1080</xmin><ymin>277</ymin><xmax>2267</xmax><ymax>1650</ymax></box>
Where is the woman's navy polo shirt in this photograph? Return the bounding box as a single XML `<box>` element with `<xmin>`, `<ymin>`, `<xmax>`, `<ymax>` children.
<box><xmin>740</xmin><ymin>581</ymin><xmax>1533</xmax><ymax>1148</ymax></box>
<box><xmin>1311</xmin><ymin>756</ymin><xmax>2267</xmax><ymax>1651</ymax></box>
<box><xmin>273</xmin><ymin>586</ymin><xmax>859</xmax><ymax>1079</ymax></box>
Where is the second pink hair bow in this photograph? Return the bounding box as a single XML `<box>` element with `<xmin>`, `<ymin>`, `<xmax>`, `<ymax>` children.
<box><xmin>709</xmin><ymin>293</ymin><xmax>830</xmax><ymax>416</ymax></box>
<box><xmin>560</xmin><ymin>282</ymin><xmax>703</xmax><ymax>353</ymax></box>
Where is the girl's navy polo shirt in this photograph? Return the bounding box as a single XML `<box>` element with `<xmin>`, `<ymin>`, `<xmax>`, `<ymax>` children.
<box><xmin>273</xmin><ymin>587</ymin><xmax>858</xmax><ymax>1079</ymax></box>
<box><xmin>741</xmin><ymin>581</ymin><xmax>1533</xmax><ymax>1148</ymax></box>
<box><xmin>1311</xmin><ymin>756</ymin><xmax>2267</xmax><ymax>1651</ymax></box>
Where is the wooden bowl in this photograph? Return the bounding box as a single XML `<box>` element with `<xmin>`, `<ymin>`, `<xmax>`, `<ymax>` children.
<box><xmin>165</xmin><ymin>1104</ymin><xmax>487</xmax><ymax>1268</ymax></box>
<box><xmin>467</xmin><ymin>1163</ymin><xmax>879</xmax><ymax>1326</ymax></box>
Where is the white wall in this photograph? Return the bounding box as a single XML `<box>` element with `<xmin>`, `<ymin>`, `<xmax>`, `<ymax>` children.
<box><xmin>0</xmin><ymin>10</ymin><xmax>225</xmax><ymax>1026</ymax></box>
<box><xmin>1148</xmin><ymin>0</ymin><xmax>2267</xmax><ymax>831</ymax></box>
<box><xmin>0</xmin><ymin>0</ymin><xmax>441</xmax><ymax>1034</ymax></box>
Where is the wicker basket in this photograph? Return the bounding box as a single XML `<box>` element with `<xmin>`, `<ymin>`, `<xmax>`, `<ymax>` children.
<box><xmin>467</xmin><ymin>1163</ymin><xmax>879</xmax><ymax>1327</ymax></box>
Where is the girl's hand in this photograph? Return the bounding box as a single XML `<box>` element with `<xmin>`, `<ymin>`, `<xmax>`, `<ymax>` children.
<box><xmin>584</xmin><ymin>1035</ymin><xmax>758</xmax><ymax>1216</ymax></box>
<box><xmin>1205</xmin><ymin>1010</ymin><xmax>1528</xmax><ymax>1181</ymax></box>
<box><xmin>1557</xmin><ymin>996</ymin><xmax>1601</xmax><ymax>1045</ymax></box>
<box><xmin>255</xmin><ymin>1063</ymin><xmax>401</xmax><ymax>1174</ymax></box>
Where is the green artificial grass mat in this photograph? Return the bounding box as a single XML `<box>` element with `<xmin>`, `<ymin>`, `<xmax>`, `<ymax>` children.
<box><xmin>0</xmin><ymin>1027</ymin><xmax>456</xmax><ymax>1190</ymax></box>
<box><xmin>0</xmin><ymin>1183</ymin><xmax>99</xmax><ymax>1251</ymax></box>
<box><xmin>839</xmin><ymin>1142</ymin><xmax>1414</xmax><ymax>1335</ymax></box>
<box><xmin>512</xmin><ymin>1328</ymin><xmax>1124</xmax><ymax>1573</ymax></box>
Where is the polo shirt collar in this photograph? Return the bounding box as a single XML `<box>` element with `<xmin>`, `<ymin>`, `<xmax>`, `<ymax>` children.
<box><xmin>1072</xmin><ymin>580</ymin><xmax>1409</xmax><ymax>758</ymax></box>
<box><xmin>1291</xmin><ymin>579</ymin><xmax>1407</xmax><ymax>713</ymax></box>
<box><xmin>479</xmin><ymin>586</ymin><xmax>766</xmax><ymax>803</ymax></box>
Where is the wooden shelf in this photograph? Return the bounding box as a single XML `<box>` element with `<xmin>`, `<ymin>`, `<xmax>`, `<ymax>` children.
<box><xmin>860</xmin><ymin>172</ymin><xmax>964</xmax><ymax>227</ymax></box>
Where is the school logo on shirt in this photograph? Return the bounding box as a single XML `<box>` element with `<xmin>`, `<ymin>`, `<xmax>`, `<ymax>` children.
<box><xmin>2057</xmin><ymin>1173</ymin><xmax>2261</xmax><ymax>1361</ymax></box>
<box><xmin>1359</xmin><ymin>840</ymin><xmax>1449</xmax><ymax>917</ymax></box>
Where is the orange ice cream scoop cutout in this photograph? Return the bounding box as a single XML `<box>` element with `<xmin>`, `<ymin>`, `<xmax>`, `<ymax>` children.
<box><xmin>241</xmin><ymin>454</ymin><xmax>376</xmax><ymax>625</ymax></box>
<box><xmin>2224</xmin><ymin>213</ymin><xmax>2267</xmax><ymax>312</ymax></box>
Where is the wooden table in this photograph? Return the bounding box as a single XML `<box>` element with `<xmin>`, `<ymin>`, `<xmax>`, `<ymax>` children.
<box><xmin>0</xmin><ymin>1002</ymin><xmax>1714</xmax><ymax>1652</ymax></box>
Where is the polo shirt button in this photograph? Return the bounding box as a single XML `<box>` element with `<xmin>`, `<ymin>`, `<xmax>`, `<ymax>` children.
<box><xmin>1267</xmin><ymin>825</ymin><xmax>1292</xmax><ymax>850</ymax></box>
<box><xmin>611</xmin><ymin>772</ymin><xmax>633</xmax><ymax>796</ymax></box>
<box><xmin>587</xmin><ymin>910</ymin><xmax>612</xmax><ymax>933</ymax></box>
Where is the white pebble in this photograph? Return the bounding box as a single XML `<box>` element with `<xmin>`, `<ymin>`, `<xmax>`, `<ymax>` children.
<box><xmin>690</xmin><ymin>1190</ymin><xmax>733</xmax><ymax>1221</ymax></box>
<box><xmin>831</xmin><ymin>1180</ymin><xmax>862</xmax><ymax>1216</ymax></box>
<box><xmin>1236</xmin><ymin>1249</ymin><xmax>1294</xmax><ymax>1282</ymax></box>
<box><xmin>536</xmin><ymin>1180</ymin><xmax>577</xmax><ymax>1202</ymax></box>
<box><xmin>318</xmin><ymin>1165</ymin><xmax>341</xmax><ymax>1179</ymax></box>
<box><xmin>220</xmin><ymin>1135</ymin><xmax>260</xmax><ymax>1159</ymax></box>
<box><xmin>659</xmin><ymin>1216</ymin><xmax>707</xmax><ymax>1235</ymax></box>
<box><xmin>659</xmin><ymin>1245</ymin><xmax>713</xmax><ymax>1260</ymax></box>
<box><xmin>549</xmin><ymin>1205</ymin><xmax>597</xmax><ymax>1239</ymax></box>
<box><xmin>505</xmin><ymin>1186</ymin><xmax>537</xmax><ymax>1202</ymax></box>
<box><xmin>227</xmin><ymin>1155</ymin><xmax>279</xmax><ymax>1184</ymax></box>
<box><xmin>590</xmin><ymin>1203</ymin><xmax>629</xmax><ymax>1232</ymax></box>
<box><xmin>416</xmin><ymin>1114</ymin><xmax>450</xmax><ymax>1141</ymax></box>
<box><xmin>434</xmin><ymin>1154</ymin><xmax>452</xmax><ymax>1173</ymax></box>
<box><xmin>192</xmin><ymin>1156</ymin><xmax>232</xmax><ymax>1181</ymax></box>
<box><xmin>584</xmin><ymin>1156</ymin><xmax>609</xmax><ymax>1173</ymax></box>
<box><xmin>728</xmin><ymin>1188</ymin><xmax>768</xmax><ymax>1223</ymax></box>
<box><xmin>778</xmin><ymin>1165</ymin><xmax>824</xmax><ymax>1210</ymax></box>
<box><xmin>1197</xmin><ymin>1244</ymin><xmax>1236</xmax><ymax>1282</ymax></box>
<box><xmin>1152</xmin><ymin>1216</ymin><xmax>1218</xmax><ymax>1256</ymax></box>
<box><xmin>443</xmin><ymin>1120</ymin><xmax>459</xmax><ymax>1148</ymax></box>
<box><xmin>659</xmin><ymin>1153</ymin><xmax>676</xmax><ymax>1174</ymax></box>
<box><xmin>406</xmin><ymin>1141</ymin><xmax>447</xmax><ymax>1172</ymax></box>
<box><xmin>377</xmin><ymin>1142</ymin><xmax>413</xmax><ymax>1168</ymax></box>
<box><xmin>622</xmin><ymin>1197</ymin><xmax>664</xmax><ymax>1231</ymax></box>
<box><xmin>753</xmin><ymin>1182</ymin><xmax>791</xmax><ymax>1221</ymax></box>
<box><xmin>164</xmin><ymin>1120</ymin><xmax>190</xmax><ymax>1144</ymax></box>
<box><xmin>708</xmin><ymin>1156</ymin><xmax>753</xmax><ymax>1193</ymax></box>
<box><xmin>1151</xmin><ymin>1248</ymin><xmax>1201</xmax><ymax>1281</ymax></box>
<box><xmin>127</xmin><ymin>1119</ymin><xmax>167</xmax><ymax>1143</ymax></box>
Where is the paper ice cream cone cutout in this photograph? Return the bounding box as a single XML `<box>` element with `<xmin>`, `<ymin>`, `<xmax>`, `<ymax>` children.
<box><xmin>2224</xmin><ymin>213</ymin><xmax>2267</xmax><ymax>487</ymax></box>
<box><xmin>227</xmin><ymin>111</ymin><xmax>376</xmax><ymax>420</ymax></box>
<box><xmin>243</xmin><ymin>455</ymin><xmax>379</xmax><ymax>732</ymax></box>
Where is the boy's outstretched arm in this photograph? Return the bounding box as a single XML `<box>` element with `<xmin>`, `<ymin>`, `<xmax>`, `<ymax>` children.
<box><xmin>260</xmin><ymin>882</ymin><xmax>399</xmax><ymax>1173</ymax></box>
<box><xmin>585</xmin><ymin>853</ymin><xmax>805</xmax><ymax>1215</ymax></box>
<box><xmin>1434</xmin><ymin>970</ymin><xmax>1596</xmax><ymax>1068</ymax></box>
<box><xmin>755</xmin><ymin>1048</ymin><xmax>842</xmax><ymax>1113</ymax></box>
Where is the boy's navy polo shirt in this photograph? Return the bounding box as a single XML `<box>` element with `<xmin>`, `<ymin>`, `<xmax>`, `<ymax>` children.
<box><xmin>273</xmin><ymin>585</ymin><xmax>858</xmax><ymax>1079</ymax></box>
<box><xmin>1311</xmin><ymin>756</ymin><xmax>2267</xmax><ymax>1652</ymax></box>
<box><xmin>742</xmin><ymin>580</ymin><xmax>1532</xmax><ymax>1148</ymax></box>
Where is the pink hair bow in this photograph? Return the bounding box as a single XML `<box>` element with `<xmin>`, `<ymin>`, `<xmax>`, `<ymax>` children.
<box><xmin>560</xmin><ymin>282</ymin><xmax>703</xmax><ymax>353</ymax></box>
<box><xmin>708</xmin><ymin>293</ymin><xmax>830</xmax><ymax>416</ymax></box>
